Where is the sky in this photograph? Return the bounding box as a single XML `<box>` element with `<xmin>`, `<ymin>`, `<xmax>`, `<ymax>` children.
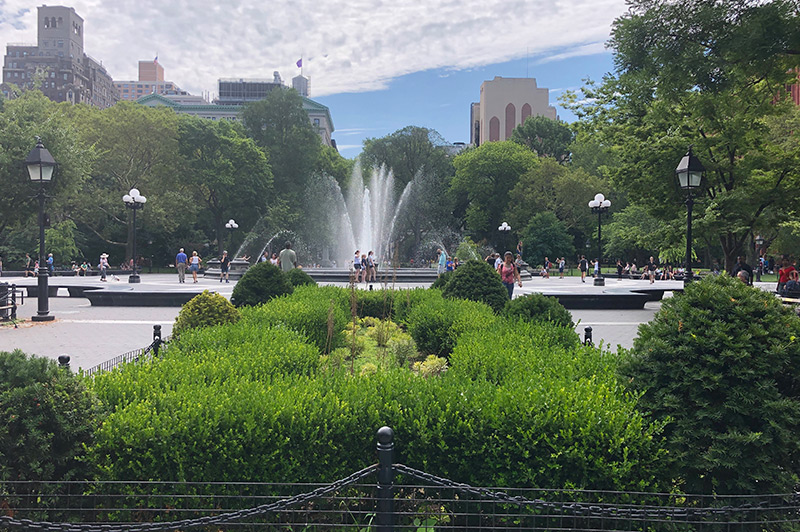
<box><xmin>0</xmin><ymin>0</ymin><xmax>626</xmax><ymax>157</ymax></box>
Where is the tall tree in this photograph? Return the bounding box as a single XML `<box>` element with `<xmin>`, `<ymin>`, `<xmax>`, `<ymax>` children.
<box><xmin>451</xmin><ymin>142</ymin><xmax>539</xmax><ymax>246</ymax></box>
<box><xmin>178</xmin><ymin>116</ymin><xmax>272</xmax><ymax>256</ymax></box>
<box><xmin>241</xmin><ymin>89</ymin><xmax>321</xmax><ymax>212</ymax></box>
<box><xmin>511</xmin><ymin>115</ymin><xmax>574</xmax><ymax>162</ymax></box>
<box><xmin>568</xmin><ymin>0</ymin><xmax>800</xmax><ymax>271</ymax></box>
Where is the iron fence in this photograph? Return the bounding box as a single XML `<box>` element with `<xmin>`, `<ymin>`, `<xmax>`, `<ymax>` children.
<box><xmin>1</xmin><ymin>427</ymin><xmax>799</xmax><ymax>531</ymax></box>
<box><xmin>83</xmin><ymin>325</ymin><xmax>169</xmax><ymax>377</ymax></box>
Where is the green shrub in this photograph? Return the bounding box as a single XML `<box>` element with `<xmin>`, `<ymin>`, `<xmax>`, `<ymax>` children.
<box><xmin>621</xmin><ymin>274</ymin><xmax>800</xmax><ymax>494</ymax></box>
<box><xmin>504</xmin><ymin>293</ymin><xmax>573</xmax><ymax>328</ymax></box>
<box><xmin>406</xmin><ymin>297</ymin><xmax>497</xmax><ymax>357</ymax></box>
<box><xmin>0</xmin><ymin>351</ymin><xmax>102</xmax><ymax>483</ymax></box>
<box><xmin>242</xmin><ymin>288</ymin><xmax>349</xmax><ymax>353</ymax></box>
<box><xmin>355</xmin><ymin>289</ymin><xmax>396</xmax><ymax>320</ymax></box>
<box><xmin>173</xmin><ymin>290</ymin><xmax>240</xmax><ymax>336</ymax></box>
<box><xmin>392</xmin><ymin>288</ymin><xmax>446</xmax><ymax>324</ymax></box>
<box><xmin>412</xmin><ymin>355</ymin><xmax>448</xmax><ymax>377</ymax></box>
<box><xmin>285</xmin><ymin>267</ymin><xmax>316</xmax><ymax>287</ymax></box>
<box><xmin>230</xmin><ymin>262</ymin><xmax>292</xmax><ymax>307</ymax></box>
<box><xmin>441</xmin><ymin>260</ymin><xmax>508</xmax><ymax>313</ymax></box>
<box><xmin>429</xmin><ymin>271</ymin><xmax>452</xmax><ymax>290</ymax></box>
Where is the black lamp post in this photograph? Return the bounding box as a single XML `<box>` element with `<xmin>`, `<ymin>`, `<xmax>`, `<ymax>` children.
<box><xmin>675</xmin><ymin>147</ymin><xmax>705</xmax><ymax>286</ymax></box>
<box><xmin>122</xmin><ymin>188</ymin><xmax>147</xmax><ymax>283</ymax></box>
<box><xmin>588</xmin><ymin>193</ymin><xmax>611</xmax><ymax>286</ymax></box>
<box><xmin>26</xmin><ymin>138</ymin><xmax>57</xmax><ymax>322</ymax></box>
<box><xmin>498</xmin><ymin>221</ymin><xmax>511</xmax><ymax>252</ymax></box>
<box><xmin>225</xmin><ymin>219</ymin><xmax>239</xmax><ymax>254</ymax></box>
<box><xmin>754</xmin><ymin>234</ymin><xmax>764</xmax><ymax>282</ymax></box>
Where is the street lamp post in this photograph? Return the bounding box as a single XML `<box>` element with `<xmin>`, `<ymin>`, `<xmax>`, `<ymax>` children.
<box><xmin>26</xmin><ymin>137</ymin><xmax>56</xmax><ymax>322</ymax></box>
<box><xmin>675</xmin><ymin>147</ymin><xmax>705</xmax><ymax>286</ymax></box>
<box><xmin>122</xmin><ymin>188</ymin><xmax>147</xmax><ymax>283</ymax></box>
<box><xmin>754</xmin><ymin>234</ymin><xmax>765</xmax><ymax>282</ymax></box>
<box><xmin>588</xmin><ymin>193</ymin><xmax>611</xmax><ymax>286</ymax></box>
<box><xmin>225</xmin><ymin>219</ymin><xmax>239</xmax><ymax>254</ymax></box>
<box><xmin>498</xmin><ymin>221</ymin><xmax>511</xmax><ymax>253</ymax></box>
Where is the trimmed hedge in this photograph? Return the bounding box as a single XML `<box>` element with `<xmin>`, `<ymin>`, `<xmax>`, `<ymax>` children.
<box><xmin>285</xmin><ymin>267</ymin><xmax>316</xmax><ymax>287</ymax></box>
<box><xmin>406</xmin><ymin>296</ymin><xmax>497</xmax><ymax>358</ymax></box>
<box><xmin>441</xmin><ymin>260</ymin><xmax>508</xmax><ymax>313</ymax></box>
<box><xmin>230</xmin><ymin>262</ymin><xmax>292</xmax><ymax>307</ymax></box>
<box><xmin>503</xmin><ymin>293</ymin><xmax>573</xmax><ymax>328</ymax></box>
<box><xmin>173</xmin><ymin>290</ymin><xmax>240</xmax><ymax>336</ymax></box>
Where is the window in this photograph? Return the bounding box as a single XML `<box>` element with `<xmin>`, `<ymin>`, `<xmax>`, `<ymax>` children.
<box><xmin>63</xmin><ymin>73</ymin><xmax>67</xmax><ymax>80</ymax></box>
<box><xmin>313</xmin><ymin>118</ymin><xmax>320</xmax><ymax>126</ymax></box>
<box><xmin>57</xmin><ymin>40</ymin><xmax>64</xmax><ymax>48</ymax></box>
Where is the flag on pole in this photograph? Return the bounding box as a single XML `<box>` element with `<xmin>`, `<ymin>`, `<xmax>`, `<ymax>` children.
<box><xmin>154</xmin><ymin>54</ymin><xmax>158</xmax><ymax>64</ymax></box>
<box><xmin>296</xmin><ymin>58</ymin><xmax>302</xmax><ymax>68</ymax></box>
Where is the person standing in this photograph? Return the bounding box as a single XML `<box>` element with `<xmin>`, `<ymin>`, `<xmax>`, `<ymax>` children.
<box><xmin>593</xmin><ymin>258</ymin><xmax>600</xmax><ymax>278</ymax></box>
<box><xmin>367</xmin><ymin>250</ymin><xmax>377</xmax><ymax>281</ymax></box>
<box><xmin>437</xmin><ymin>248</ymin><xmax>447</xmax><ymax>276</ymax></box>
<box><xmin>645</xmin><ymin>256</ymin><xmax>658</xmax><ymax>284</ymax></box>
<box><xmin>732</xmin><ymin>256</ymin><xmax>754</xmax><ymax>286</ymax></box>
<box><xmin>579</xmin><ymin>255</ymin><xmax>588</xmax><ymax>283</ymax></box>
<box><xmin>616</xmin><ymin>259</ymin><xmax>624</xmax><ymax>279</ymax></box>
<box><xmin>279</xmin><ymin>241</ymin><xmax>298</xmax><ymax>272</ymax></box>
<box><xmin>497</xmin><ymin>251</ymin><xmax>523</xmax><ymax>299</ymax></box>
<box><xmin>516</xmin><ymin>241</ymin><xmax>524</xmax><ymax>259</ymax></box>
<box><xmin>189</xmin><ymin>251</ymin><xmax>201</xmax><ymax>283</ymax></box>
<box><xmin>99</xmin><ymin>253</ymin><xmax>109</xmax><ymax>282</ymax></box>
<box><xmin>219</xmin><ymin>250</ymin><xmax>230</xmax><ymax>283</ymax></box>
<box><xmin>269</xmin><ymin>253</ymin><xmax>279</xmax><ymax>266</ymax></box>
<box><xmin>24</xmin><ymin>253</ymin><xmax>33</xmax><ymax>277</ymax></box>
<box><xmin>777</xmin><ymin>257</ymin><xmax>797</xmax><ymax>293</ymax></box>
<box><xmin>175</xmin><ymin>248</ymin><xmax>188</xmax><ymax>284</ymax></box>
<box><xmin>558</xmin><ymin>257</ymin><xmax>565</xmax><ymax>279</ymax></box>
<box><xmin>46</xmin><ymin>253</ymin><xmax>54</xmax><ymax>275</ymax></box>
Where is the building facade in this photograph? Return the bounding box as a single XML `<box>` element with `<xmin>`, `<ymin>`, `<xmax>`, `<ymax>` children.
<box><xmin>470</xmin><ymin>76</ymin><xmax>557</xmax><ymax>146</ymax></box>
<box><xmin>1</xmin><ymin>5</ymin><xmax>117</xmax><ymax>108</ymax></box>
<box><xmin>114</xmin><ymin>60</ymin><xmax>189</xmax><ymax>101</ymax></box>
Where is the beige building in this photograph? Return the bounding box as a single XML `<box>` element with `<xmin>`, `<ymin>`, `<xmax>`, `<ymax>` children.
<box><xmin>470</xmin><ymin>76</ymin><xmax>557</xmax><ymax>146</ymax></box>
<box><xmin>114</xmin><ymin>60</ymin><xmax>189</xmax><ymax>101</ymax></box>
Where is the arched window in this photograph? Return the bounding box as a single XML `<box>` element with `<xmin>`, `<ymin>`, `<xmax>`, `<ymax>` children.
<box><xmin>505</xmin><ymin>103</ymin><xmax>516</xmax><ymax>139</ymax></box>
<box><xmin>57</xmin><ymin>17</ymin><xmax>63</xmax><ymax>27</ymax></box>
<box><xmin>44</xmin><ymin>18</ymin><xmax>50</xmax><ymax>28</ymax></box>
<box><xmin>521</xmin><ymin>103</ymin><xmax>532</xmax><ymax>124</ymax></box>
<box><xmin>489</xmin><ymin>117</ymin><xmax>500</xmax><ymax>142</ymax></box>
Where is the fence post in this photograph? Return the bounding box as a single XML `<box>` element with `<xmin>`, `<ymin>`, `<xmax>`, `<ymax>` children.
<box><xmin>376</xmin><ymin>426</ymin><xmax>394</xmax><ymax>532</ymax></box>
<box><xmin>11</xmin><ymin>284</ymin><xmax>16</xmax><ymax>320</ymax></box>
<box><xmin>152</xmin><ymin>324</ymin><xmax>162</xmax><ymax>357</ymax></box>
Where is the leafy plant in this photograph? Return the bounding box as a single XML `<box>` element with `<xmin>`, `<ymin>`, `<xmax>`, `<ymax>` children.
<box><xmin>440</xmin><ymin>259</ymin><xmax>508</xmax><ymax>312</ymax></box>
<box><xmin>504</xmin><ymin>293</ymin><xmax>573</xmax><ymax>328</ymax></box>
<box><xmin>406</xmin><ymin>297</ymin><xmax>497</xmax><ymax>357</ymax></box>
<box><xmin>621</xmin><ymin>274</ymin><xmax>800</xmax><ymax>494</ymax></box>
<box><xmin>412</xmin><ymin>355</ymin><xmax>448</xmax><ymax>378</ymax></box>
<box><xmin>285</xmin><ymin>267</ymin><xmax>316</xmax><ymax>287</ymax></box>
<box><xmin>173</xmin><ymin>290</ymin><xmax>240</xmax><ymax>336</ymax></box>
<box><xmin>230</xmin><ymin>262</ymin><xmax>293</xmax><ymax>307</ymax></box>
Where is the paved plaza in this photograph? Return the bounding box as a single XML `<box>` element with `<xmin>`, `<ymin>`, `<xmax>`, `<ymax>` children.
<box><xmin>0</xmin><ymin>272</ymin><xmax>780</xmax><ymax>372</ymax></box>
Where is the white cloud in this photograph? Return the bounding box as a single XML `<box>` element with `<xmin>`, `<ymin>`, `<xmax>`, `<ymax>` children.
<box><xmin>0</xmin><ymin>0</ymin><xmax>626</xmax><ymax>98</ymax></box>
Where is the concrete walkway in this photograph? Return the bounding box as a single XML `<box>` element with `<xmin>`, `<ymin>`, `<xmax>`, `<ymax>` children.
<box><xmin>0</xmin><ymin>273</ymin><xmax>779</xmax><ymax>371</ymax></box>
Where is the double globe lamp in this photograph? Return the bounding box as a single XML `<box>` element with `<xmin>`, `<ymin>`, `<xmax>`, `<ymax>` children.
<box><xmin>122</xmin><ymin>188</ymin><xmax>147</xmax><ymax>283</ymax></box>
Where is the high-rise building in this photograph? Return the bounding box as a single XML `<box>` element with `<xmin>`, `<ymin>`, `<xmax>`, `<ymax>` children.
<box><xmin>114</xmin><ymin>60</ymin><xmax>190</xmax><ymax>101</ymax></box>
<box><xmin>1</xmin><ymin>5</ymin><xmax>117</xmax><ymax>108</ymax></box>
<box><xmin>470</xmin><ymin>76</ymin><xmax>557</xmax><ymax>146</ymax></box>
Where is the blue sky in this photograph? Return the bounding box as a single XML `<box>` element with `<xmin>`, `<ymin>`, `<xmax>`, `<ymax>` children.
<box><xmin>317</xmin><ymin>51</ymin><xmax>616</xmax><ymax>157</ymax></box>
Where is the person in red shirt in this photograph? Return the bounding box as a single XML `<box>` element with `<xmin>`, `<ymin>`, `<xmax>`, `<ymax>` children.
<box><xmin>777</xmin><ymin>257</ymin><xmax>796</xmax><ymax>292</ymax></box>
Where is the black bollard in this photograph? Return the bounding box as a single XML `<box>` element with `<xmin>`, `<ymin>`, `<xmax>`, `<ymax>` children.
<box><xmin>58</xmin><ymin>354</ymin><xmax>70</xmax><ymax>371</ymax></box>
<box><xmin>376</xmin><ymin>426</ymin><xmax>395</xmax><ymax>532</ymax></box>
<box><xmin>584</xmin><ymin>326</ymin><xmax>593</xmax><ymax>346</ymax></box>
<box><xmin>153</xmin><ymin>324</ymin><xmax>162</xmax><ymax>357</ymax></box>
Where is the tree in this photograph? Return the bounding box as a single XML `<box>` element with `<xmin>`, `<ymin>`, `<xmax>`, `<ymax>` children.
<box><xmin>361</xmin><ymin>126</ymin><xmax>454</xmax><ymax>193</ymax></box>
<box><xmin>74</xmin><ymin>102</ymin><xmax>183</xmax><ymax>263</ymax></box>
<box><xmin>520</xmin><ymin>212</ymin><xmax>575</xmax><ymax>267</ymax></box>
<box><xmin>178</xmin><ymin>116</ymin><xmax>272</xmax><ymax>256</ymax></box>
<box><xmin>241</xmin><ymin>89</ymin><xmax>321</xmax><ymax>211</ymax></box>
<box><xmin>451</xmin><ymin>142</ymin><xmax>539</xmax><ymax>245</ymax></box>
<box><xmin>568</xmin><ymin>0</ymin><xmax>800</xmax><ymax>271</ymax></box>
<box><xmin>315</xmin><ymin>145</ymin><xmax>354</xmax><ymax>191</ymax></box>
<box><xmin>511</xmin><ymin>115</ymin><xmax>574</xmax><ymax>162</ymax></box>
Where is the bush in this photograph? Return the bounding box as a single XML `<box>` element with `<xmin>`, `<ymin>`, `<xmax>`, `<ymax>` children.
<box><xmin>0</xmin><ymin>351</ymin><xmax>102</xmax><ymax>483</ymax></box>
<box><xmin>504</xmin><ymin>293</ymin><xmax>573</xmax><ymax>328</ymax></box>
<box><xmin>230</xmin><ymin>262</ymin><xmax>292</xmax><ymax>307</ymax></box>
<box><xmin>621</xmin><ymin>275</ymin><xmax>800</xmax><ymax>494</ymax></box>
<box><xmin>429</xmin><ymin>271</ymin><xmax>452</xmax><ymax>290</ymax></box>
<box><xmin>355</xmin><ymin>289</ymin><xmax>396</xmax><ymax>320</ymax></box>
<box><xmin>173</xmin><ymin>290</ymin><xmax>240</xmax><ymax>336</ymax></box>
<box><xmin>285</xmin><ymin>267</ymin><xmax>316</xmax><ymax>287</ymax></box>
<box><xmin>406</xmin><ymin>297</ymin><xmax>497</xmax><ymax>358</ymax></box>
<box><xmin>441</xmin><ymin>260</ymin><xmax>508</xmax><ymax>313</ymax></box>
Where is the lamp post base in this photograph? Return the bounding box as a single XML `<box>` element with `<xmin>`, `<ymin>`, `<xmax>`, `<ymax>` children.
<box><xmin>128</xmin><ymin>273</ymin><xmax>141</xmax><ymax>284</ymax></box>
<box><xmin>32</xmin><ymin>314</ymin><xmax>55</xmax><ymax>322</ymax></box>
<box><xmin>593</xmin><ymin>277</ymin><xmax>605</xmax><ymax>286</ymax></box>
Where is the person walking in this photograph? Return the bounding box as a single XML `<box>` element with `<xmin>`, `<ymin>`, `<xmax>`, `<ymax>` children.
<box><xmin>497</xmin><ymin>251</ymin><xmax>523</xmax><ymax>299</ymax></box>
<box><xmin>219</xmin><ymin>250</ymin><xmax>230</xmax><ymax>283</ymax></box>
<box><xmin>437</xmin><ymin>248</ymin><xmax>447</xmax><ymax>277</ymax></box>
<box><xmin>279</xmin><ymin>241</ymin><xmax>298</xmax><ymax>272</ymax></box>
<box><xmin>188</xmin><ymin>251</ymin><xmax>201</xmax><ymax>283</ymax></box>
<box><xmin>579</xmin><ymin>255</ymin><xmax>588</xmax><ymax>283</ymax></box>
<box><xmin>645</xmin><ymin>256</ymin><xmax>657</xmax><ymax>284</ymax></box>
<box><xmin>175</xmin><ymin>248</ymin><xmax>188</xmax><ymax>283</ymax></box>
<box><xmin>24</xmin><ymin>253</ymin><xmax>34</xmax><ymax>277</ymax></box>
<box><xmin>46</xmin><ymin>253</ymin><xmax>54</xmax><ymax>275</ymax></box>
<box><xmin>99</xmin><ymin>253</ymin><xmax>109</xmax><ymax>282</ymax></box>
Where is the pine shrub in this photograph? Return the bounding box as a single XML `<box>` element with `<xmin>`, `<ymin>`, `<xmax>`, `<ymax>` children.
<box><xmin>230</xmin><ymin>262</ymin><xmax>293</xmax><ymax>307</ymax></box>
<box><xmin>441</xmin><ymin>259</ymin><xmax>508</xmax><ymax>313</ymax></box>
<box><xmin>173</xmin><ymin>290</ymin><xmax>240</xmax><ymax>336</ymax></box>
<box><xmin>504</xmin><ymin>293</ymin><xmax>573</xmax><ymax>328</ymax></box>
<box><xmin>621</xmin><ymin>274</ymin><xmax>800</xmax><ymax>494</ymax></box>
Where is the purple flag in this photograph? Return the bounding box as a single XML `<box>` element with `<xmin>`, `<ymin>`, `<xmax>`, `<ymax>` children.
<box><xmin>296</xmin><ymin>58</ymin><xmax>302</xmax><ymax>68</ymax></box>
